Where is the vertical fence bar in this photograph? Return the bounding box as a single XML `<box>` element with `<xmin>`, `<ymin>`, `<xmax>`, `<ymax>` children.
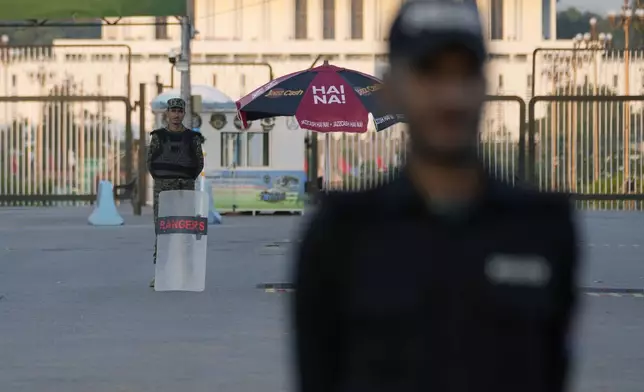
<box><xmin>136</xmin><ymin>82</ymin><xmax>147</xmax><ymax>214</ymax></box>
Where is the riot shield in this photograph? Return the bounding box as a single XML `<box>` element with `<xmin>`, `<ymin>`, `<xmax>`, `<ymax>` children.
<box><xmin>155</xmin><ymin>190</ymin><xmax>209</xmax><ymax>292</ymax></box>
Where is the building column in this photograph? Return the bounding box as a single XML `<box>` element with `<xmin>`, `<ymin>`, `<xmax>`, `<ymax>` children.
<box><xmin>550</xmin><ymin>0</ymin><xmax>556</xmax><ymax>40</ymax></box>
<box><xmin>363</xmin><ymin>0</ymin><xmax>375</xmax><ymax>40</ymax></box>
<box><xmin>308</xmin><ymin>0</ymin><xmax>322</xmax><ymax>40</ymax></box>
<box><xmin>262</xmin><ymin>0</ymin><xmax>272</xmax><ymax>41</ymax></box>
<box><xmin>337</xmin><ymin>0</ymin><xmax>350</xmax><ymax>40</ymax></box>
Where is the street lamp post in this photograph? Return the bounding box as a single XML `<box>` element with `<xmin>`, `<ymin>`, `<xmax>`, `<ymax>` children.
<box><xmin>29</xmin><ymin>66</ymin><xmax>56</xmax><ymax>193</ymax></box>
<box><xmin>0</xmin><ymin>35</ymin><xmax>8</xmax><ymax>195</ymax></box>
<box><xmin>607</xmin><ymin>0</ymin><xmax>644</xmax><ymax>185</ymax></box>
<box><xmin>563</xmin><ymin>51</ymin><xmax>583</xmax><ymax>192</ymax></box>
<box><xmin>541</xmin><ymin>58</ymin><xmax>570</xmax><ymax>190</ymax></box>
<box><xmin>1</xmin><ymin>34</ymin><xmax>9</xmax><ymax>121</ymax></box>
<box><xmin>573</xmin><ymin>18</ymin><xmax>613</xmax><ymax>183</ymax></box>
<box><xmin>546</xmin><ymin>51</ymin><xmax>590</xmax><ymax>191</ymax></box>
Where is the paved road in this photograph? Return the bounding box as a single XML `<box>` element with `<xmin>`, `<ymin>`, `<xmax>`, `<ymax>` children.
<box><xmin>0</xmin><ymin>207</ymin><xmax>642</xmax><ymax>391</ymax></box>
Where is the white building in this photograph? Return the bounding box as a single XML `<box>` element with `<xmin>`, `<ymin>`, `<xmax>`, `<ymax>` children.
<box><xmin>0</xmin><ymin>0</ymin><xmax>577</xmax><ymax>156</ymax></box>
<box><xmin>48</xmin><ymin>0</ymin><xmax>570</xmax><ymax>96</ymax></box>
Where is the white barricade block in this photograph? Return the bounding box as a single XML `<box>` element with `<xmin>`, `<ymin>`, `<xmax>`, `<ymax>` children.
<box><xmin>88</xmin><ymin>181</ymin><xmax>125</xmax><ymax>226</ymax></box>
<box><xmin>154</xmin><ymin>190</ymin><xmax>208</xmax><ymax>292</ymax></box>
<box><xmin>206</xmin><ymin>180</ymin><xmax>222</xmax><ymax>225</ymax></box>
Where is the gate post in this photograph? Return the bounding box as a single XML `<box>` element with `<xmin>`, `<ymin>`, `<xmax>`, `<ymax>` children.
<box><xmin>135</xmin><ymin>83</ymin><xmax>148</xmax><ymax>215</ymax></box>
<box><xmin>527</xmin><ymin>98</ymin><xmax>537</xmax><ymax>185</ymax></box>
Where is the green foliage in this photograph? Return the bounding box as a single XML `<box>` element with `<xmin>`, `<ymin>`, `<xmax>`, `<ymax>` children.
<box><xmin>588</xmin><ymin>173</ymin><xmax>638</xmax><ymax>193</ymax></box>
<box><xmin>557</xmin><ymin>8</ymin><xmax>633</xmax><ymax>49</ymax></box>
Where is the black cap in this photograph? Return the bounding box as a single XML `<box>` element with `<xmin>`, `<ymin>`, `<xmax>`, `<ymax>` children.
<box><xmin>167</xmin><ymin>98</ymin><xmax>186</xmax><ymax>110</ymax></box>
<box><xmin>388</xmin><ymin>0</ymin><xmax>486</xmax><ymax>68</ymax></box>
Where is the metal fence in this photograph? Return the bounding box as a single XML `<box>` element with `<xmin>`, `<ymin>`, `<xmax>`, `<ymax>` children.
<box><xmin>528</xmin><ymin>95</ymin><xmax>644</xmax><ymax>210</ymax></box>
<box><xmin>316</xmin><ymin>91</ymin><xmax>644</xmax><ymax>211</ymax></box>
<box><xmin>0</xmin><ymin>44</ymin><xmax>135</xmax><ymax>206</ymax></box>
<box><xmin>319</xmin><ymin>96</ymin><xmax>526</xmax><ymax>192</ymax></box>
<box><xmin>0</xmin><ymin>96</ymin><xmax>132</xmax><ymax>206</ymax></box>
<box><xmin>318</xmin><ymin>124</ymin><xmax>406</xmax><ymax>192</ymax></box>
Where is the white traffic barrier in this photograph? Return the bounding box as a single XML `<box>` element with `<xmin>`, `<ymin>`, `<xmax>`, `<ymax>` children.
<box><xmin>88</xmin><ymin>181</ymin><xmax>125</xmax><ymax>226</ymax></box>
<box><xmin>206</xmin><ymin>179</ymin><xmax>223</xmax><ymax>224</ymax></box>
<box><xmin>196</xmin><ymin>148</ymin><xmax>222</xmax><ymax>224</ymax></box>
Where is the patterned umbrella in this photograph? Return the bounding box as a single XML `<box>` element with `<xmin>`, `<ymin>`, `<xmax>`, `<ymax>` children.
<box><xmin>236</xmin><ymin>61</ymin><xmax>404</xmax><ymax>133</ymax></box>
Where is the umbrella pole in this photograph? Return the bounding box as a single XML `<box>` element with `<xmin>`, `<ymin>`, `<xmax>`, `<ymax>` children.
<box><xmin>324</xmin><ymin>134</ymin><xmax>331</xmax><ymax>192</ymax></box>
<box><xmin>305</xmin><ymin>132</ymin><xmax>320</xmax><ymax>202</ymax></box>
<box><xmin>305</xmin><ymin>58</ymin><xmax>323</xmax><ymax>201</ymax></box>
<box><xmin>180</xmin><ymin>0</ymin><xmax>194</xmax><ymax>129</ymax></box>
<box><xmin>309</xmin><ymin>133</ymin><xmax>319</xmax><ymax>197</ymax></box>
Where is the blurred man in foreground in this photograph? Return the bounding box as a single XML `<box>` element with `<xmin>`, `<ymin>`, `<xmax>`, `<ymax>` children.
<box><xmin>292</xmin><ymin>1</ymin><xmax>579</xmax><ymax>391</ymax></box>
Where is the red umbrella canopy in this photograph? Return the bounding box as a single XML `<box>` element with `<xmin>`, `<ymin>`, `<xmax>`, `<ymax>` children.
<box><xmin>236</xmin><ymin>61</ymin><xmax>404</xmax><ymax>133</ymax></box>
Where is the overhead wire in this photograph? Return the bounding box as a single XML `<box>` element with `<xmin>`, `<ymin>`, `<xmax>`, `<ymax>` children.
<box><xmin>195</xmin><ymin>0</ymin><xmax>277</xmax><ymax>21</ymax></box>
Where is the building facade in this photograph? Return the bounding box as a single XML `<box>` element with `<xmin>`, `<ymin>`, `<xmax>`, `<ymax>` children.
<box><xmin>0</xmin><ymin>0</ymin><xmax>611</xmax><ymax>152</ymax></box>
<box><xmin>11</xmin><ymin>0</ymin><xmax>644</xmax><ymax>199</ymax></box>
<box><xmin>55</xmin><ymin>0</ymin><xmax>570</xmax><ymax>98</ymax></box>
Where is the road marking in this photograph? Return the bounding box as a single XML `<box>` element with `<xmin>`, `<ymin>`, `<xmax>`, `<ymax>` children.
<box><xmin>260</xmin><ymin>284</ymin><xmax>644</xmax><ymax>298</ymax></box>
<box><xmin>584</xmin><ymin>292</ymin><xmax>644</xmax><ymax>298</ymax></box>
<box><xmin>582</xmin><ymin>243</ymin><xmax>643</xmax><ymax>248</ymax></box>
<box><xmin>264</xmin><ymin>288</ymin><xmax>295</xmax><ymax>293</ymax></box>
<box><xmin>262</xmin><ymin>290</ymin><xmax>644</xmax><ymax>297</ymax></box>
<box><xmin>0</xmin><ymin>223</ymin><xmax>271</xmax><ymax>232</ymax></box>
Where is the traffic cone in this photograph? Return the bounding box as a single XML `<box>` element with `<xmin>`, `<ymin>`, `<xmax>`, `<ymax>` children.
<box><xmin>88</xmin><ymin>180</ymin><xmax>125</xmax><ymax>226</ymax></box>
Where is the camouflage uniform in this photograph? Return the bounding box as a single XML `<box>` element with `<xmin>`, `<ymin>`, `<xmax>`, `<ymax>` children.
<box><xmin>147</xmin><ymin>100</ymin><xmax>205</xmax><ymax>264</ymax></box>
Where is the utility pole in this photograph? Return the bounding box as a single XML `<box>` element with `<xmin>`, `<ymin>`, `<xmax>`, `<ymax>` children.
<box><xmin>180</xmin><ymin>0</ymin><xmax>195</xmax><ymax>129</ymax></box>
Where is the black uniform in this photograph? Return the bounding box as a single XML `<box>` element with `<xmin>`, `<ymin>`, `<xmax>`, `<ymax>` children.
<box><xmin>147</xmin><ymin>127</ymin><xmax>205</xmax><ymax>264</ymax></box>
<box><xmin>293</xmin><ymin>172</ymin><xmax>578</xmax><ymax>392</ymax></box>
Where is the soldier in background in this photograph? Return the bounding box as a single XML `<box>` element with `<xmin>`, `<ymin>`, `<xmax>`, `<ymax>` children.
<box><xmin>147</xmin><ymin>98</ymin><xmax>205</xmax><ymax>287</ymax></box>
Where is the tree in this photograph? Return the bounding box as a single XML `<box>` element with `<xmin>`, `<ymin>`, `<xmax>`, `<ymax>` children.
<box><xmin>557</xmin><ymin>7</ymin><xmax>644</xmax><ymax>50</ymax></box>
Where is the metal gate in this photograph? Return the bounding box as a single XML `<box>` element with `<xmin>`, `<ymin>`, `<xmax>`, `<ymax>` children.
<box><xmin>318</xmin><ymin>124</ymin><xmax>406</xmax><ymax>191</ymax></box>
<box><xmin>319</xmin><ymin>95</ymin><xmax>526</xmax><ymax>191</ymax></box>
<box><xmin>531</xmin><ymin>48</ymin><xmax>642</xmax><ymax>99</ymax></box>
<box><xmin>0</xmin><ymin>96</ymin><xmax>132</xmax><ymax>205</ymax></box>
<box><xmin>528</xmin><ymin>95</ymin><xmax>644</xmax><ymax>209</ymax></box>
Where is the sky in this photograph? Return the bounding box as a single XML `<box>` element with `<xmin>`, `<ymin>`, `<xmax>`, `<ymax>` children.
<box><xmin>557</xmin><ymin>0</ymin><xmax>611</xmax><ymax>13</ymax></box>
